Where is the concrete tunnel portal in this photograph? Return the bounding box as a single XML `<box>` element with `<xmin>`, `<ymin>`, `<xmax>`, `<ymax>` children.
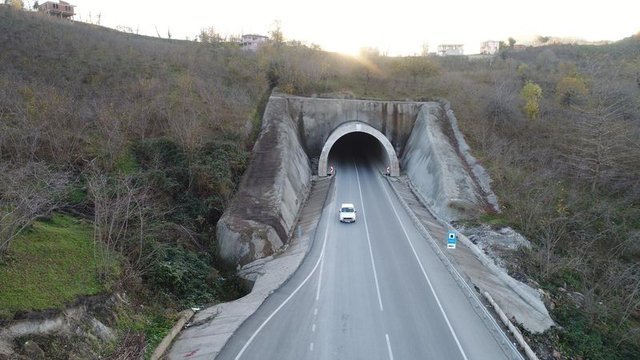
<box><xmin>318</xmin><ymin>121</ymin><xmax>400</xmax><ymax>177</ymax></box>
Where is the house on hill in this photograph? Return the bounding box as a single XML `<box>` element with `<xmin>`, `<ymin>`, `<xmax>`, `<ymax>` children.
<box><xmin>240</xmin><ymin>34</ymin><xmax>269</xmax><ymax>51</ymax></box>
<box><xmin>480</xmin><ymin>40</ymin><xmax>500</xmax><ymax>55</ymax></box>
<box><xmin>38</xmin><ymin>1</ymin><xmax>75</xmax><ymax>19</ymax></box>
<box><xmin>437</xmin><ymin>44</ymin><xmax>464</xmax><ymax>56</ymax></box>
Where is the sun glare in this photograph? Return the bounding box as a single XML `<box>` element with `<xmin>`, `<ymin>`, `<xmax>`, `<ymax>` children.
<box><xmin>327</xmin><ymin>41</ymin><xmax>362</xmax><ymax>57</ymax></box>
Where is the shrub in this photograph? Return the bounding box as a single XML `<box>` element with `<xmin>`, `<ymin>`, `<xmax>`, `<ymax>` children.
<box><xmin>146</xmin><ymin>245</ymin><xmax>220</xmax><ymax>307</ymax></box>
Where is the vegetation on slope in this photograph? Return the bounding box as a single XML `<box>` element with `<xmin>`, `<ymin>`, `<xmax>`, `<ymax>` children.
<box><xmin>0</xmin><ymin>6</ymin><xmax>267</xmax><ymax>357</ymax></box>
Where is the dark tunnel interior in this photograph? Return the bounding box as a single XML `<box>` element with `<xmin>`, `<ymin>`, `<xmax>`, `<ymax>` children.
<box><xmin>328</xmin><ymin>132</ymin><xmax>389</xmax><ymax>171</ymax></box>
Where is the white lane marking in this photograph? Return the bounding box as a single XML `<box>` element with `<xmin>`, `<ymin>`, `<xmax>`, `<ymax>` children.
<box><xmin>385</xmin><ymin>333</ymin><xmax>395</xmax><ymax>360</ymax></box>
<box><xmin>310</xmin><ymin>342</ymin><xmax>314</xmax><ymax>352</ymax></box>
<box><xmin>354</xmin><ymin>162</ymin><xmax>384</xmax><ymax>312</ymax></box>
<box><xmin>311</xmin><ymin>324</ymin><xmax>316</xmax><ymax>332</ymax></box>
<box><xmin>314</xmin><ymin>308</ymin><xmax>318</xmax><ymax>316</ymax></box>
<box><xmin>380</xmin><ymin>181</ymin><xmax>469</xmax><ymax>360</ymax></box>
<box><xmin>316</xmin><ymin>247</ymin><xmax>325</xmax><ymax>301</ymax></box>
<box><xmin>234</xmin><ymin>219</ymin><xmax>331</xmax><ymax>360</ymax></box>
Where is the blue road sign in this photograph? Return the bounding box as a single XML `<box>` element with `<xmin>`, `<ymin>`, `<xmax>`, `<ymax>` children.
<box><xmin>447</xmin><ymin>231</ymin><xmax>457</xmax><ymax>249</ymax></box>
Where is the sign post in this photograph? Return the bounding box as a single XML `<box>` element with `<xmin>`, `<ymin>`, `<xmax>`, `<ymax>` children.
<box><xmin>447</xmin><ymin>231</ymin><xmax>457</xmax><ymax>249</ymax></box>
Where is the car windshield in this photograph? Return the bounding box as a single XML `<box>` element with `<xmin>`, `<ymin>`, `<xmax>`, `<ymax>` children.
<box><xmin>341</xmin><ymin>207</ymin><xmax>354</xmax><ymax>213</ymax></box>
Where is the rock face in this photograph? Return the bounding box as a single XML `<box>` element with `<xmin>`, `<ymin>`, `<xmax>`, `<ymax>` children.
<box><xmin>217</xmin><ymin>97</ymin><xmax>312</xmax><ymax>267</ymax></box>
<box><xmin>0</xmin><ymin>298</ymin><xmax>117</xmax><ymax>358</ymax></box>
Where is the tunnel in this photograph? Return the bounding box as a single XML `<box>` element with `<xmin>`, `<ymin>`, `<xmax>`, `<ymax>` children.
<box><xmin>318</xmin><ymin>121</ymin><xmax>400</xmax><ymax>176</ymax></box>
<box><xmin>328</xmin><ymin>132</ymin><xmax>391</xmax><ymax>174</ymax></box>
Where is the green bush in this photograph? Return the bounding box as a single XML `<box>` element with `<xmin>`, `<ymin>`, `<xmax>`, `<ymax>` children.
<box><xmin>146</xmin><ymin>245</ymin><xmax>220</xmax><ymax>307</ymax></box>
<box><xmin>132</xmin><ymin>137</ymin><xmax>247</xmax><ymax>232</ymax></box>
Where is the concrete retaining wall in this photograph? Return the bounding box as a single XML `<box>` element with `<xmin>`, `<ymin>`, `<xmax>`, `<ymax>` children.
<box><xmin>401</xmin><ymin>103</ymin><xmax>481</xmax><ymax>220</ymax></box>
<box><xmin>217</xmin><ymin>97</ymin><xmax>312</xmax><ymax>267</ymax></box>
<box><xmin>284</xmin><ymin>96</ymin><xmax>422</xmax><ymax>159</ymax></box>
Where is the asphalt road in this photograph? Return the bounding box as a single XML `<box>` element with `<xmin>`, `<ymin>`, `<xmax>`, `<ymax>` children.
<box><xmin>217</xmin><ymin>156</ymin><xmax>518</xmax><ymax>360</ymax></box>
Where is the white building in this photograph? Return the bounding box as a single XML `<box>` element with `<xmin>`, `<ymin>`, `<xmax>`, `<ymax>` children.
<box><xmin>240</xmin><ymin>34</ymin><xmax>269</xmax><ymax>51</ymax></box>
<box><xmin>437</xmin><ymin>44</ymin><xmax>464</xmax><ymax>56</ymax></box>
<box><xmin>480</xmin><ymin>40</ymin><xmax>500</xmax><ymax>55</ymax></box>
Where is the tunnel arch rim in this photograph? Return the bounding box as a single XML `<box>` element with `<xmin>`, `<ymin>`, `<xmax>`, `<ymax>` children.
<box><xmin>318</xmin><ymin>121</ymin><xmax>400</xmax><ymax>177</ymax></box>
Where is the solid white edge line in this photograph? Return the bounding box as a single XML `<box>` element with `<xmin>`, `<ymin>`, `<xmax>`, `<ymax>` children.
<box><xmin>380</xmin><ymin>180</ymin><xmax>470</xmax><ymax>360</ymax></box>
<box><xmin>316</xmin><ymin>245</ymin><xmax>325</xmax><ymax>301</ymax></box>
<box><xmin>354</xmin><ymin>162</ymin><xmax>385</xmax><ymax>312</ymax></box>
<box><xmin>234</xmin><ymin>216</ymin><xmax>331</xmax><ymax>360</ymax></box>
<box><xmin>385</xmin><ymin>333</ymin><xmax>395</xmax><ymax>360</ymax></box>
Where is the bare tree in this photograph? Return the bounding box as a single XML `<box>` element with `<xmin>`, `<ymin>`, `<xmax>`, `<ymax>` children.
<box><xmin>0</xmin><ymin>162</ymin><xmax>68</xmax><ymax>255</ymax></box>
<box><xmin>86</xmin><ymin>165</ymin><xmax>154</xmax><ymax>280</ymax></box>
<box><xmin>561</xmin><ymin>100</ymin><xmax>637</xmax><ymax>193</ymax></box>
<box><xmin>198</xmin><ymin>26</ymin><xmax>223</xmax><ymax>44</ymax></box>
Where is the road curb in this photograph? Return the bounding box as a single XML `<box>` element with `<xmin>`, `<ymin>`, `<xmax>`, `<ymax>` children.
<box><xmin>151</xmin><ymin>309</ymin><xmax>195</xmax><ymax>360</ymax></box>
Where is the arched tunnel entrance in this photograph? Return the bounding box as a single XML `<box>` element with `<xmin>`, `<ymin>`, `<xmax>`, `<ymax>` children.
<box><xmin>318</xmin><ymin>122</ymin><xmax>400</xmax><ymax>176</ymax></box>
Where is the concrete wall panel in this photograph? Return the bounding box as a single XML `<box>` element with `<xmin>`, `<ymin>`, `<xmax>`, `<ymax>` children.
<box><xmin>217</xmin><ymin>97</ymin><xmax>311</xmax><ymax>267</ymax></box>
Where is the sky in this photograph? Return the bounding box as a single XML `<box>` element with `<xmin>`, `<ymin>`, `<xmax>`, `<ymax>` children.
<box><xmin>46</xmin><ymin>0</ymin><xmax>640</xmax><ymax>55</ymax></box>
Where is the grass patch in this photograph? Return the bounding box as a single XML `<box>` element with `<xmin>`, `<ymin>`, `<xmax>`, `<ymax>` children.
<box><xmin>0</xmin><ymin>214</ymin><xmax>111</xmax><ymax>319</ymax></box>
<box><xmin>114</xmin><ymin>148</ymin><xmax>139</xmax><ymax>175</ymax></box>
<box><xmin>111</xmin><ymin>302</ymin><xmax>177</xmax><ymax>359</ymax></box>
<box><xmin>143</xmin><ymin>314</ymin><xmax>176</xmax><ymax>359</ymax></box>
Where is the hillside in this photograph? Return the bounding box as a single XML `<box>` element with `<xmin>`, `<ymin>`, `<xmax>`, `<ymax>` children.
<box><xmin>1</xmin><ymin>6</ymin><xmax>268</xmax><ymax>358</ymax></box>
<box><xmin>1</xmin><ymin>5</ymin><xmax>640</xmax><ymax>359</ymax></box>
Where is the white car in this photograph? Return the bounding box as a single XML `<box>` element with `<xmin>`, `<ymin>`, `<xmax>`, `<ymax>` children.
<box><xmin>339</xmin><ymin>203</ymin><xmax>356</xmax><ymax>223</ymax></box>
